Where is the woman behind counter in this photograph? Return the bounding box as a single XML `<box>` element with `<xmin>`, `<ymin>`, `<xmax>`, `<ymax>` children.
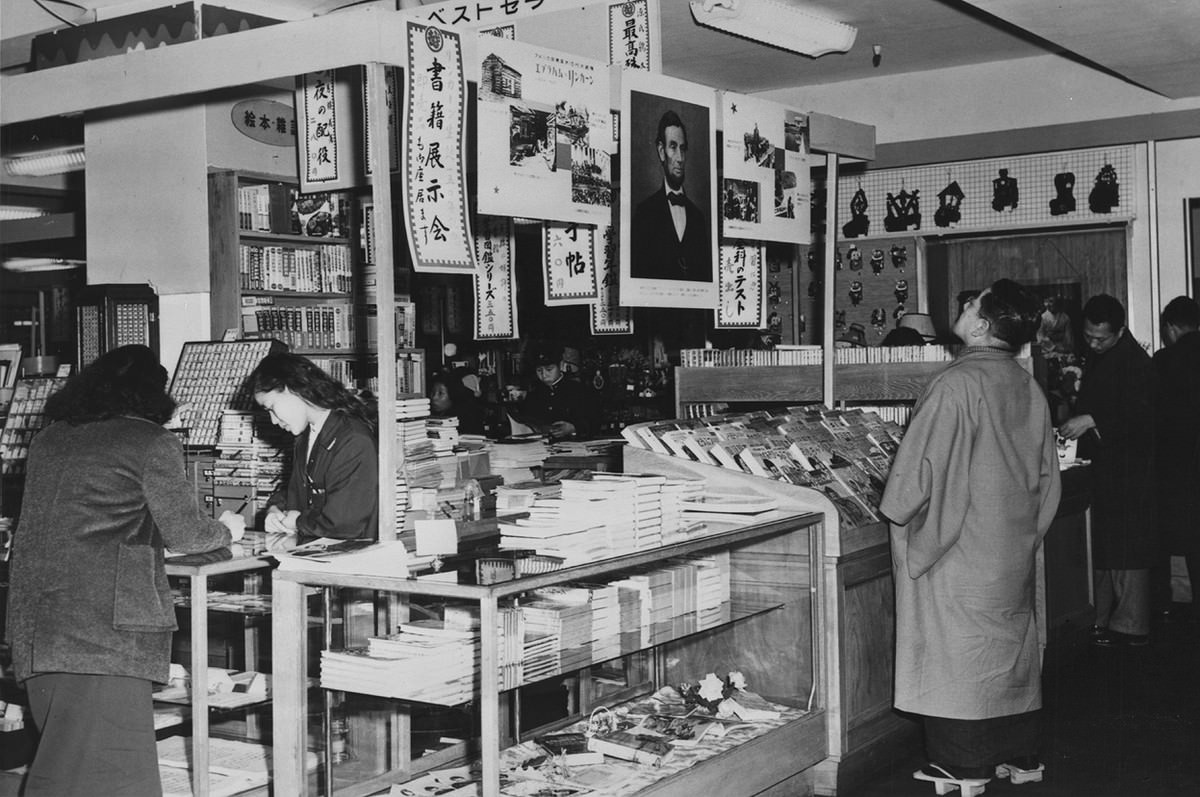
<box><xmin>249</xmin><ymin>352</ymin><xmax>378</xmax><ymax>540</ymax></box>
<box><xmin>7</xmin><ymin>344</ymin><xmax>244</xmax><ymax>797</ymax></box>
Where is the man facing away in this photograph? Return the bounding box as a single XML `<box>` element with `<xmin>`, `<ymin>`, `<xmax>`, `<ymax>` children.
<box><xmin>629</xmin><ymin>110</ymin><xmax>712</xmax><ymax>282</ymax></box>
<box><xmin>881</xmin><ymin>279</ymin><xmax>1061</xmax><ymax>794</ymax></box>
<box><xmin>1151</xmin><ymin>295</ymin><xmax>1200</xmax><ymax>623</ymax></box>
<box><xmin>1060</xmin><ymin>294</ymin><xmax>1156</xmax><ymax>646</ymax></box>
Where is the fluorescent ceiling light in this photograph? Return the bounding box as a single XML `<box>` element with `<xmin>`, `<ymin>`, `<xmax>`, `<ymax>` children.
<box><xmin>0</xmin><ymin>206</ymin><xmax>51</xmax><ymax>222</ymax></box>
<box><xmin>690</xmin><ymin>0</ymin><xmax>857</xmax><ymax>58</ymax></box>
<box><xmin>4</xmin><ymin>145</ymin><xmax>86</xmax><ymax>177</ymax></box>
<box><xmin>2</xmin><ymin>258</ymin><xmax>85</xmax><ymax>273</ymax></box>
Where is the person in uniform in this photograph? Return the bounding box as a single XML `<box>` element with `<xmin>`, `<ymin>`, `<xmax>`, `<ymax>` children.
<box><xmin>1060</xmin><ymin>294</ymin><xmax>1156</xmax><ymax>645</ymax></box>
<box><xmin>512</xmin><ymin>344</ymin><xmax>597</xmax><ymax>441</ymax></box>
<box><xmin>880</xmin><ymin>279</ymin><xmax>1061</xmax><ymax>793</ymax></box>
<box><xmin>249</xmin><ymin>352</ymin><xmax>378</xmax><ymax>540</ymax></box>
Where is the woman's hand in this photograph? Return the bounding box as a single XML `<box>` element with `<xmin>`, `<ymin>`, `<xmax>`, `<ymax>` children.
<box><xmin>264</xmin><ymin>508</ymin><xmax>300</xmax><ymax>534</ymax></box>
<box><xmin>1058</xmin><ymin>414</ymin><xmax>1096</xmax><ymax>440</ymax></box>
<box><xmin>218</xmin><ymin>510</ymin><xmax>246</xmax><ymax>542</ymax></box>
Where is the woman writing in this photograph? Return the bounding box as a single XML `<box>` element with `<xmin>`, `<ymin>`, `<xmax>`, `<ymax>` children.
<box><xmin>7</xmin><ymin>344</ymin><xmax>244</xmax><ymax>796</ymax></box>
<box><xmin>249</xmin><ymin>353</ymin><xmax>378</xmax><ymax>540</ymax></box>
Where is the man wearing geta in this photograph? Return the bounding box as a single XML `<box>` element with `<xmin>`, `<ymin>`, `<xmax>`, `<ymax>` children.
<box><xmin>630</xmin><ymin>110</ymin><xmax>712</xmax><ymax>282</ymax></box>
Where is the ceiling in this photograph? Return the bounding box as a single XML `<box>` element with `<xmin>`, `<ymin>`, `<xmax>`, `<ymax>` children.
<box><xmin>2</xmin><ymin>0</ymin><xmax>1198</xmax><ymax>98</ymax></box>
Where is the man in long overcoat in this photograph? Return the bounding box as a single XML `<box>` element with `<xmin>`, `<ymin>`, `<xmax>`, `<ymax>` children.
<box><xmin>881</xmin><ymin>279</ymin><xmax>1061</xmax><ymax>790</ymax></box>
<box><xmin>1061</xmin><ymin>294</ymin><xmax>1156</xmax><ymax>645</ymax></box>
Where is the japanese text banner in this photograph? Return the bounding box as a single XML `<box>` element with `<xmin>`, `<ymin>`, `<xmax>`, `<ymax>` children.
<box><xmin>591</xmin><ymin>224</ymin><xmax>633</xmax><ymax>335</ymax></box>
<box><xmin>473</xmin><ymin>216</ymin><xmax>519</xmax><ymax>339</ymax></box>
<box><xmin>716</xmin><ymin>241</ymin><xmax>765</xmax><ymax>328</ymax></box>
<box><xmin>542</xmin><ymin>222</ymin><xmax>600</xmax><ymax>306</ymax></box>
<box><xmin>404</xmin><ymin>22</ymin><xmax>475</xmax><ymax>273</ymax></box>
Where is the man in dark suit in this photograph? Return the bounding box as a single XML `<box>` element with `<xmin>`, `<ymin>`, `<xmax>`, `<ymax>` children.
<box><xmin>630</xmin><ymin>110</ymin><xmax>711</xmax><ymax>282</ymax></box>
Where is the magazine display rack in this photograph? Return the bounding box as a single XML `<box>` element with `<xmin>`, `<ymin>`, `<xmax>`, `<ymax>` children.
<box><xmin>270</xmin><ymin>464</ymin><xmax>831</xmax><ymax>797</ymax></box>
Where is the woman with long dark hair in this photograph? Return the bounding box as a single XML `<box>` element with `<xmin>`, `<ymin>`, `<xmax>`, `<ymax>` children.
<box><xmin>248</xmin><ymin>352</ymin><xmax>378</xmax><ymax>540</ymax></box>
<box><xmin>7</xmin><ymin>344</ymin><xmax>243</xmax><ymax>796</ymax></box>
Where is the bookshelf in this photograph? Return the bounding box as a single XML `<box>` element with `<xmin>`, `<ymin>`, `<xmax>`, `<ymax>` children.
<box><xmin>207</xmin><ymin>170</ymin><xmax>360</xmax><ymax>362</ymax></box>
<box><xmin>271</xmin><ymin>485</ymin><xmax>830</xmax><ymax>796</ymax></box>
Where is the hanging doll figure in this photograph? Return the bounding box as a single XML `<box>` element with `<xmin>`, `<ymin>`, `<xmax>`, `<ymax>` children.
<box><xmin>936</xmin><ymin>180</ymin><xmax>964</xmax><ymax>227</ymax></box>
<box><xmin>992</xmin><ymin>168</ymin><xmax>1019</xmax><ymax>212</ymax></box>
<box><xmin>834</xmin><ymin>309</ymin><xmax>847</xmax><ymax>330</ymax></box>
<box><xmin>870</xmin><ymin>248</ymin><xmax>886</xmax><ymax>274</ymax></box>
<box><xmin>894</xmin><ymin>279</ymin><xmax>909</xmax><ymax>304</ymax></box>
<box><xmin>870</xmin><ymin>307</ymin><xmax>887</xmax><ymax>334</ymax></box>
<box><xmin>891</xmin><ymin>244</ymin><xmax>908</xmax><ymax>271</ymax></box>
<box><xmin>1049</xmin><ymin>171</ymin><xmax>1076</xmax><ymax>216</ymax></box>
<box><xmin>849</xmin><ymin>280</ymin><xmax>864</xmax><ymax>306</ymax></box>
<box><xmin>1089</xmin><ymin>163</ymin><xmax>1119</xmax><ymax>213</ymax></box>
<box><xmin>847</xmin><ymin>245</ymin><xmax>863</xmax><ymax>271</ymax></box>
<box><xmin>842</xmin><ymin>187</ymin><xmax>870</xmax><ymax>238</ymax></box>
<box><xmin>893</xmin><ymin>303</ymin><xmax>908</xmax><ymax>321</ymax></box>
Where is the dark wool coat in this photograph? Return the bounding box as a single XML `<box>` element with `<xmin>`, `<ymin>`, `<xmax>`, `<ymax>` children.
<box><xmin>269</xmin><ymin>411</ymin><xmax>378</xmax><ymax>540</ymax></box>
<box><xmin>1076</xmin><ymin>332</ymin><xmax>1157</xmax><ymax>568</ymax></box>
<box><xmin>1153</xmin><ymin>329</ymin><xmax>1200</xmax><ymax>553</ymax></box>
<box><xmin>7</xmin><ymin>417</ymin><xmax>231</xmax><ymax>684</ymax></box>
<box><xmin>629</xmin><ymin>186</ymin><xmax>712</xmax><ymax>282</ymax></box>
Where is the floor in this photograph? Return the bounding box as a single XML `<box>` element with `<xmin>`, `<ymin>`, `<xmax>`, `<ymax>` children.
<box><xmin>846</xmin><ymin>608</ymin><xmax>1200</xmax><ymax>797</ymax></box>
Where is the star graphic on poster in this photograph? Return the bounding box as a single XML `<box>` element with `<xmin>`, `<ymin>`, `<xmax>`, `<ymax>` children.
<box><xmin>493</xmin><ymin>185</ymin><xmax>501</xmax><ymax>193</ymax></box>
<box><xmin>729</xmin><ymin>102</ymin><xmax>738</xmax><ymax>114</ymax></box>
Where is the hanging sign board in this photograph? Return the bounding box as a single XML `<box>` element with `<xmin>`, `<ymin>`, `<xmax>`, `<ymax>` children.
<box><xmin>473</xmin><ymin>216</ymin><xmax>519</xmax><ymax>340</ymax></box>
<box><xmin>719</xmin><ymin>92</ymin><xmax>812</xmax><ymax>245</ymax></box>
<box><xmin>591</xmin><ymin>224</ymin><xmax>633</xmax><ymax>335</ymax></box>
<box><xmin>542</xmin><ymin>222</ymin><xmax>600</xmax><ymax>306</ymax></box>
<box><xmin>608</xmin><ymin>0</ymin><xmax>658</xmax><ymax>71</ymax></box>
<box><xmin>475</xmin><ymin>38</ymin><xmax>614</xmax><ymax>226</ymax></box>
<box><xmin>715</xmin><ymin>241</ymin><xmax>765</xmax><ymax>329</ymax></box>
<box><xmin>295</xmin><ymin>69</ymin><xmax>357</xmax><ymax>192</ymax></box>
<box><xmin>403</xmin><ymin>22</ymin><xmax>476</xmax><ymax>273</ymax></box>
<box><xmin>363</xmin><ymin>66</ymin><xmax>402</xmax><ymax>177</ymax></box>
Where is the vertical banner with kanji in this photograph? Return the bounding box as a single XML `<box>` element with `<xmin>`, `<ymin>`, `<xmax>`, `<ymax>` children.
<box><xmin>542</xmin><ymin>222</ymin><xmax>599</xmax><ymax>306</ymax></box>
<box><xmin>716</xmin><ymin>241</ymin><xmax>765</xmax><ymax>328</ymax></box>
<box><xmin>363</xmin><ymin>66</ymin><xmax>401</xmax><ymax>177</ymax></box>
<box><xmin>473</xmin><ymin>216</ymin><xmax>518</xmax><ymax>340</ymax></box>
<box><xmin>592</xmin><ymin>224</ymin><xmax>633</xmax><ymax>335</ymax></box>
<box><xmin>296</xmin><ymin>70</ymin><xmax>357</xmax><ymax>192</ymax></box>
<box><xmin>608</xmin><ymin>0</ymin><xmax>659</xmax><ymax>72</ymax></box>
<box><xmin>403</xmin><ymin>22</ymin><xmax>475</xmax><ymax>273</ymax></box>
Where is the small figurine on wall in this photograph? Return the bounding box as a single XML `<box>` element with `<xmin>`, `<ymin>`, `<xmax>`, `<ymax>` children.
<box><xmin>870</xmin><ymin>307</ymin><xmax>887</xmax><ymax>335</ymax></box>
<box><xmin>936</xmin><ymin>180</ymin><xmax>964</xmax><ymax>227</ymax></box>
<box><xmin>1089</xmin><ymin>163</ymin><xmax>1119</xmax><ymax>213</ymax></box>
<box><xmin>992</xmin><ymin>168</ymin><xmax>1019</xmax><ymax>212</ymax></box>
<box><xmin>842</xmin><ymin>186</ymin><xmax>870</xmax><ymax>238</ymax></box>
<box><xmin>847</xmin><ymin>245</ymin><xmax>863</xmax><ymax>271</ymax></box>
<box><xmin>849</xmin><ymin>280</ymin><xmax>864</xmax><ymax>306</ymax></box>
<box><xmin>894</xmin><ymin>279</ymin><xmax>909</xmax><ymax>304</ymax></box>
<box><xmin>1049</xmin><ymin>171</ymin><xmax>1076</xmax><ymax>216</ymax></box>
<box><xmin>891</xmin><ymin>244</ymin><xmax>908</xmax><ymax>271</ymax></box>
<box><xmin>870</xmin><ymin>248</ymin><xmax>886</xmax><ymax>274</ymax></box>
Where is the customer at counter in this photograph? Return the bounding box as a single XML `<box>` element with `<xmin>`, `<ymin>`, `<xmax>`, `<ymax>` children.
<box><xmin>429</xmin><ymin>369</ymin><xmax>487</xmax><ymax>436</ymax></box>
<box><xmin>249</xmin><ymin>352</ymin><xmax>379</xmax><ymax>540</ymax></box>
<box><xmin>510</xmin><ymin>344</ymin><xmax>598</xmax><ymax>441</ymax></box>
<box><xmin>1060</xmin><ymin>294</ymin><xmax>1156</xmax><ymax>647</ymax></box>
<box><xmin>7</xmin><ymin>345</ymin><xmax>244</xmax><ymax>797</ymax></box>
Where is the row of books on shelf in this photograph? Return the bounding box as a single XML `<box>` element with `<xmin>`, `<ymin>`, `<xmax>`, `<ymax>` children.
<box><xmin>240</xmin><ymin>302</ymin><xmax>354</xmax><ymax>351</ymax></box>
<box><xmin>319</xmin><ymin>556</ymin><xmax>731</xmax><ymax>704</ymax></box>
<box><xmin>679</xmin><ymin>344</ymin><xmax>956</xmax><ymax>367</ymax></box>
<box><xmin>238</xmin><ymin>242</ymin><xmax>353</xmax><ymax>294</ymax></box>
<box><xmin>236</xmin><ymin>182</ymin><xmax>351</xmax><ymax>239</ymax></box>
<box><xmin>622</xmin><ymin>406</ymin><xmax>905</xmax><ymax>530</ymax></box>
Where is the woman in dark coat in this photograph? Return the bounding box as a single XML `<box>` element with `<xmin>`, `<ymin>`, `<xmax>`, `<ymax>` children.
<box><xmin>7</xmin><ymin>345</ymin><xmax>242</xmax><ymax>796</ymax></box>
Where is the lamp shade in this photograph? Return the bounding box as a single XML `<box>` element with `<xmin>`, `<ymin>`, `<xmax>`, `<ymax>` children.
<box><xmin>898</xmin><ymin>312</ymin><xmax>937</xmax><ymax>341</ymax></box>
<box><xmin>689</xmin><ymin>0</ymin><xmax>857</xmax><ymax>58</ymax></box>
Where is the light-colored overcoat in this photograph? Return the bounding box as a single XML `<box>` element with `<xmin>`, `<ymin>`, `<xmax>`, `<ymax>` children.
<box><xmin>880</xmin><ymin>347</ymin><xmax>1061</xmax><ymax>720</ymax></box>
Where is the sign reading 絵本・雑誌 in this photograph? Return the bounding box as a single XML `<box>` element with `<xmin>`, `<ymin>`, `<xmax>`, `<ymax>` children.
<box><xmin>404</xmin><ymin>22</ymin><xmax>475</xmax><ymax>273</ymax></box>
<box><xmin>542</xmin><ymin>222</ymin><xmax>600</xmax><ymax>306</ymax></box>
<box><xmin>592</xmin><ymin>224</ymin><xmax>633</xmax><ymax>335</ymax></box>
<box><xmin>473</xmin><ymin>216</ymin><xmax>519</xmax><ymax>340</ymax></box>
<box><xmin>719</xmin><ymin>91</ymin><xmax>812</xmax><ymax>245</ymax></box>
<box><xmin>716</xmin><ymin>241</ymin><xmax>765</xmax><ymax>329</ymax></box>
<box><xmin>476</xmin><ymin>38</ymin><xmax>614</xmax><ymax>226</ymax></box>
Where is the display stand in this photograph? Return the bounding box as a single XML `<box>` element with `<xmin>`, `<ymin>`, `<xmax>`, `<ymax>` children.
<box><xmin>163</xmin><ymin>540</ymin><xmax>275</xmax><ymax>797</ymax></box>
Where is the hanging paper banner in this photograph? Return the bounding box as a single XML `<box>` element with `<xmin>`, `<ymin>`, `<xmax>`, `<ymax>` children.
<box><xmin>413</xmin><ymin>0</ymin><xmax>584</xmax><ymax>28</ymax></box>
<box><xmin>403</xmin><ymin>22</ymin><xmax>475</xmax><ymax>273</ymax></box>
<box><xmin>719</xmin><ymin>91</ymin><xmax>812</xmax><ymax>245</ymax></box>
<box><xmin>363</xmin><ymin>66</ymin><xmax>401</xmax><ymax>177</ymax></box>
<box><xmin>473</xmin><ymin>216</ymin><xmax>518</xmax><ymax>340</ymax></box>
<box><xmin>476</xmin><ymin>38</ymin><xmax>614</xmax><ymax>226</ymax></box>
<box><xmin>296</xmin><ymin>70</ymin><xmax>356</xmax><ymax>192</ymax></box>
<box><xmin>608</xmin><ymin>0</ymin><xmax>657</xmax><ymax>71</ymax></box>
<box><xmin>591</xmin><ymin>224</ymin><xmax>633</xmax><ymax>335</ymax></box>
<box><xmin>542</xmin><ymin>222</ymin><xmax>600</xmax><ymax>306</ymax></box>
<box><xmin>716</xmin><ymin>241</ymin><xmax>765</xmax><ymax>329</ymax></box>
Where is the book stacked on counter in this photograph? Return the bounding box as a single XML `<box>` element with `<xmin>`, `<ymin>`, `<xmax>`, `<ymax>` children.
<box><xmin>393</xmin><ymin>395</ymin><xmax>431</xmax><ymax>526</ymax></box>
<box><xmin>210</xmin><ymin>410</ymin><xmax>288</xmax><ymax>525</ymax></box>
